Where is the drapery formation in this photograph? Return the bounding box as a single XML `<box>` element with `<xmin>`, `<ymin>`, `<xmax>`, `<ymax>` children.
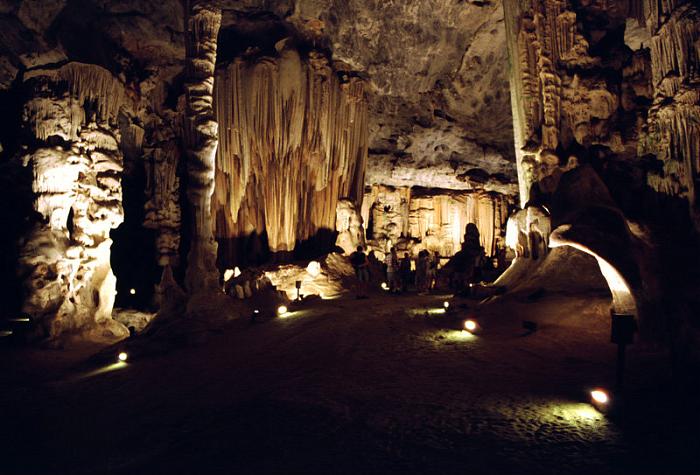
<box><xmin>361</xmin><ymin>185</ymin><xmax>510</xmax><ymax>258</ymax></box>
<box><xmin>212</xmin><ymin>46</ymin><xmax>368</xmax><ymax>260</ymax></box>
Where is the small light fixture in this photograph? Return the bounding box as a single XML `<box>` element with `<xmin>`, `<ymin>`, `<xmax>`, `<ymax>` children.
<box><xmin>590</xmin><ymin>389</ymin><xmax>609</xmax><ymax>405</ymax></box>
<box><xmin>117</xmin><ymin>352</ymin><xmax>128</xmax><ymax>362</ymax></box>
<box><xmin>254</xmin><ymin>309</ymin><xmax>260</xmax><ymax>314</ymax></box>
<box><xmin>277</xmin><ymin>305</ymin><xmax>288</xmax><ymax>316</ymax></box>
<box><xmin>443</xmin><ymin>301</ymin><xmax>450</xmax><ymax>309</ymax></box>
<box><xmin>464</xmin><ymin>320</ymin><xmax>477</xmax><ymax>332</ymax></box>
<box><xmin>381</xmin><ymin>282</ymin><xmax>389</xmax><ymax>291</ymax></box>
<box><xmin>129</xmin><ymin>288</ymin><xmax>136</xmax><ymax>295</ymax></box>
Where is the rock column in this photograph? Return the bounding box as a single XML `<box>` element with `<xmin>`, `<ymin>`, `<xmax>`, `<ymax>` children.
<box><xmin>183</xmin><ymin>3</ymin><xmax>222</xmax><ymax>293</ymax></box>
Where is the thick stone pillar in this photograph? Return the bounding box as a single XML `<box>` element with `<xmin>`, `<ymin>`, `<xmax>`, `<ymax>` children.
<box><xmin>183</xmin><ymin>3</ymin><xmax>222</xmax><ymax>293</ymax></box>
<box><xmin>18</xmin><ymin>64</ymin><xmax>130</xmax><ymax>340</ymax></box>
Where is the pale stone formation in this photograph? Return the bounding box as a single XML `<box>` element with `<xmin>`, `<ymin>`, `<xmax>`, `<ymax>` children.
<box><xmin>212</xmin><ymin>44</ymin><xmax>368</xmax><ymax>257</ymax></box>
<box><xmin>335</xmin><ymin>199</ymin><xmax>366</xmax><ymax>255</ymax></box>
<box><xmin>633</xmin><ymin>1</ymin><xmax>700</xmax><ymax>219</ymax></box>
<box><xmin>183</xmin><ymin>2</ymin><xmax>222</xmax><ymax>293</ymax></box>
<box><xmin>264</xmin><ymin>253</ymin><xmax>355</xmax><ymax>301</ymax></box>
<box><xmin>17</xmin><ymin>63</ymin><xmax>131</xmax><ymax>339</ymax></box>
<box><xmin>143</xmin><ymin>114</ymin><xmax>182</xmax><ymax>266</ymax></box>
<box><xmin>361</xmin><ymin>185</ymin><xmax>511</xmax><ymax>259</ymax></box>
<box><xmin>505</xmin><ymin>206</ymin><xmax>551</xmax><ymax>260</ymax></box>
<box><xmin>503</xmin><ymin>0</ymin><xmax>634</xmax><ymax>206</ymax></box>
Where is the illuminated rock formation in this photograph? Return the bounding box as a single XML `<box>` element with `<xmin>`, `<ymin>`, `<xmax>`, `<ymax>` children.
<box><xmin>212</xmin><ymin>44</ymin><xmax>368</xmax><ymax>262</ymax></box>
<box><xmin>143</xmin><ymin>115</ymin><xmax>182</xmax><ymax>267</ymax></box>
<box><xmin>17</xmin><ymin>63</ymin><xmax>131</xmax><ymax>339</ymax></box>
<box><xmin>335</xmin><ymin>199</ymin><xmax>366</xmax><ymax>255</ymax></box>
<box><xmin>183</xmin><ymin>3</ymin><xmax>222</xmax><ymax>293</ymax></box>
<box><xmin>361</xmin><ymin>185</ymin><xmax>511</xmax><ymax>259</ymax></box>
<box><xmin>634</xmin><ymin>1</ymin><xmax>700</xmax><ymax>215</ymax></box>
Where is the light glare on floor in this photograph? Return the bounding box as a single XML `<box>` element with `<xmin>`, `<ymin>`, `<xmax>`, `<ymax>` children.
<box><xmin>591</xmin><ymin>389</ymin><xmax>609</xmax><ymax>404</ymax></box>
<box><xmin>277</xmin><ymin>305</ymin><xmax>288</xmax><ymax>315</ymax></box>
<box><xmin>117</xmin><ymin>352</ymin><xmax>128</xmax><ymax>362</ymax></box>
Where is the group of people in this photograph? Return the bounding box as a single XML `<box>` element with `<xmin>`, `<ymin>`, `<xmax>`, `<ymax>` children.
<box><xmin>350</xmin><ymin>245</ymin><xmax>440</xmax><ymax>297</ymax></box>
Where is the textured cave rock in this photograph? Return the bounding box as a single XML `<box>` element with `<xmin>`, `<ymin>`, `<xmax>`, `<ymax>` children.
<box><xmin>183</xmin><ymin>2</ymin><xmax>222</xmax><ymax>294</ymax></box>
<box><xmin>335</xmin><ymin>199</ymin><xmax>365</xmax><ymax>255</ymax></box>
<box><xmin>212</xmin><ymin>43</ymin><xmax>368</xmax><ymax>265</ymax></box>
<box><xmin>361</xmin><ymin>185</ymin><xmax>512</xmax><ymax>260</ymax></box>
<box><xmin>16</xmin><ymin>63</ymin><xmax>133</xmax><ymax>340</ymax></box>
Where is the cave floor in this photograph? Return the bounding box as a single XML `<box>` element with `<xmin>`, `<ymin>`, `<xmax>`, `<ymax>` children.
<box><xmin>1</xmin><ymin>291</ymin><xmax>698</xmax><ymax>475</ymax></box>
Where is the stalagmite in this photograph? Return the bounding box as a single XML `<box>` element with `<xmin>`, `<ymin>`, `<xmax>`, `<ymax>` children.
<box><xmin>17</xmin><ymin>63</ymin><xmax>131</xmax><ymax>339</ymax></box>
<box><xmin>183</xmin><ymin>3</ymin><xmax>222</xmax><ymax>292</ymax></box>
<box><xmin>335</xmin><ymin>199</ymin><xmax>366</xmax><ymax>255</ymax></box>
<box><xmin>212</xmin><ymin>46</ymin><xmax>368</xmax><ymax>262</ymax></box>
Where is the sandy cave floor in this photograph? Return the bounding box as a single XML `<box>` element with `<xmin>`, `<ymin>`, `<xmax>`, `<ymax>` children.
<box><xmin>1</xmin><ymin>290</ymin><xmax>699</xmax><ymax>475</ymax></box>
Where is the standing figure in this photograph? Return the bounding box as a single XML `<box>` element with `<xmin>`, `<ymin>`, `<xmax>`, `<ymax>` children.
<box><xmin>415</xmin><ymin>250</ymin><xmax>430</xmax><ymax>294</ymax></box>
<box><xmin>384</xmin><ymin>247</ymin><xmax>401</xmax><ymax>293</ymax></box>
<box><xmin>400</xmin><ymin>252</ymin><xmax>412</xmax><ymax>292</ymax></box>
<box><xmin>428</xmin><ymin>251</ymin><xmax>440</xmax><ymax>290</ymax></box>
<box><xmin>350</xmin><ymin>246</ymin><xmax>370</xmax><ymax>298</ymax></box>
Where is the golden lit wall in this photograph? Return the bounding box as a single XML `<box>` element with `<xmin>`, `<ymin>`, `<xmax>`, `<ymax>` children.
<box><xmin>212</xmin><ymin>46</ymin><xmax>368</xmax><ymax>258</ymax></box>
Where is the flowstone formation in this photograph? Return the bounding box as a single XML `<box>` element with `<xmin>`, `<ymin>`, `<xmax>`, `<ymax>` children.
<box><xmin>361</xmin><ymin>185</ymin><xmax>512</xmax><ymax>259</ymax></box>
<box><xmin>212</xmin><ymin>43</ymin><xmax>368</xmax><ymax>264</ymax></box>
<box><xmin>502</xmin><ymin>0</ymin><xmax>700</xmax><ymax>346</ymax></box>
<box><xmin>17</xmin><ymin>63</ymin><xmax>133</xmax><ymax>340</ymax></box>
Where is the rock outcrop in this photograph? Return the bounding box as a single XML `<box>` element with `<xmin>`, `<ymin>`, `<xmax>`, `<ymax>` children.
<box><xmin>17</xmin><ymin>62</ymin><xmax>133</xmax><ymax>339</ymax></box>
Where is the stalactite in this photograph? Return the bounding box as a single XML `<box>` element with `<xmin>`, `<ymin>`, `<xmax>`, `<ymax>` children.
<box><xmin>183</xmin><ymin>2</ymin><xmax>221</xmax><ymax>292</ymax></box>
<box><xmin>639</xmin><ymin>2</ymin><xmax>700</xmax><ymax>209</ymax></box>
<box><xmin>24</xmin><ymin>62</ymin><xmax>131</xmax><ymax>142</ymax></box>
<box><xmin>212</xmin><ymin>45</ymin><xmax>368</xmax><ymax>258</ymax></box>
<box><xmin>363</xmin><ymin>185</ymin><xmax>511</xmax><ymax>258</ymax></box>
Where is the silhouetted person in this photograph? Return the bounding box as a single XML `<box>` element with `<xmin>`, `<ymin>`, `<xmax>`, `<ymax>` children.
<box><xmin>415</xmin><ymin>250</ymin><xmax>430</xmax><ymax>294</ymax></box>
<box><xmin>350</xmin><ymin>245</ymin><xmax>370</xmax><ymax>298</ymax></box>
<box><xmin>400</xmin><ymin>252</ymin><xmax>412</xmax><ymax>292</ymax></box>
<box><xmin>384</xmin><ymin>247</ymin><xmax>400</xmax><ymax>292</ymax></box>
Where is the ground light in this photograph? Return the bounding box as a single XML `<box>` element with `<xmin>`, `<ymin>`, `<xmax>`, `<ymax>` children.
<box><xmin>443</xmin><ymin>301</ymin><xmax>450</xmax><ymax>309</ymax></box>
<box><xmin>381</xmin><ymin>282</ymin><xmax>389</xmax><ymax>291</ymax></box>
<box><xmin>590</xmin><ymin>389</ymin><xmax>609</xmax><ymax>405</ymax></box>
<box><xmin>277</xmin><ymin>305</ymin><xmax>289</xmax><ymax>316</ymax></box>
<box><xmin>129</xmin><ymin>288</ymin><xmax>136</xmax><ymax>295</ymax></box>
<box><xmin>117</xmin><ymin>352</ymin><xmax>128</xmax><ymax>362</ymax></box>
<box><xmin>464</xmin><ymin>320</ymin><xmax>477</xmax><ymax>332</ymax></box>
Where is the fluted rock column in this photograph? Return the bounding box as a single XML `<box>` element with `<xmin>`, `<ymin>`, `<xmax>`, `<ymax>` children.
<box><xmin>17</xmin><ymin>64</ymin><xmax>130</xmax><ymax>339</ymax></box>
<box><xmin>183</xmin><ymin>3</ymin><xmax>222</xmax><ymax>293</ymax></box>
<box><xmin>635</xmin><ymin>1</ymin><xmax>700</xmax><ymax>219</ymax></box>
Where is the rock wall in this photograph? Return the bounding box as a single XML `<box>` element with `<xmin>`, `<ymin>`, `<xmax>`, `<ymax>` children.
<box><xmin>634</xmin><ymin>1</ymin><xmax>700</xmax><ymax>218</ymax></box>
<box><xmin>17</xmin><ymin>62</ymin><xmax>132</xmax><ymax>339</ymax></box>
<box><xmin>212</xmin><ymin>43</ymin><xmax>368</xmax><ymax>263</ymax></box>
<box><xmin>361</xmin><ymin>185</ymin><xmax>511</xmax><ymax>259</ymax></box>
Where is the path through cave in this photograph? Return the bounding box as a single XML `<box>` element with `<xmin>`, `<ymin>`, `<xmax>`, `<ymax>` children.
<box><xmin>1</xmin><ymin>290</ymin><xmax>698</xmax><ymax>475</ymax></box>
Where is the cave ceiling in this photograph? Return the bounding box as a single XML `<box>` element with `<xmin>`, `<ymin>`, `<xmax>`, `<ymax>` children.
<box><xmin>0</xmin><ymin>0</ymin><xmax>516</xmax><ymax>192</ymax></box>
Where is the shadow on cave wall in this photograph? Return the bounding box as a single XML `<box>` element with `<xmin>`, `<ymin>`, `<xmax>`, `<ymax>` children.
<box><xmin>0</xmin><ymin>84</ymin><xmax>34</xmax><ymax>318</ymax></box>
<box><xmin>110</xmin><ymin>137</ymin><xmax>160</xmax><ymax>311</ymax></box>
<box><xmin>216</xmin><ymin>228</ymin><xmax>338</xmax><ymax>270</ymax></box>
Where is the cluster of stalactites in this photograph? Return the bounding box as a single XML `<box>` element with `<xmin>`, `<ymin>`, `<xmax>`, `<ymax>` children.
<box><xmin>212</xmin><ymin>46</ymin><xmax>368</xmax><ymax>253</ymax></box>
<box><xmin>361</xmin><ymin>185</ymin><xmax>510</xmax><ymax>258</ymax></box>
<box><xmin>24</xmin><ymin>62</ymin><xmax>130</xmax><ymax>142</ymax></box>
